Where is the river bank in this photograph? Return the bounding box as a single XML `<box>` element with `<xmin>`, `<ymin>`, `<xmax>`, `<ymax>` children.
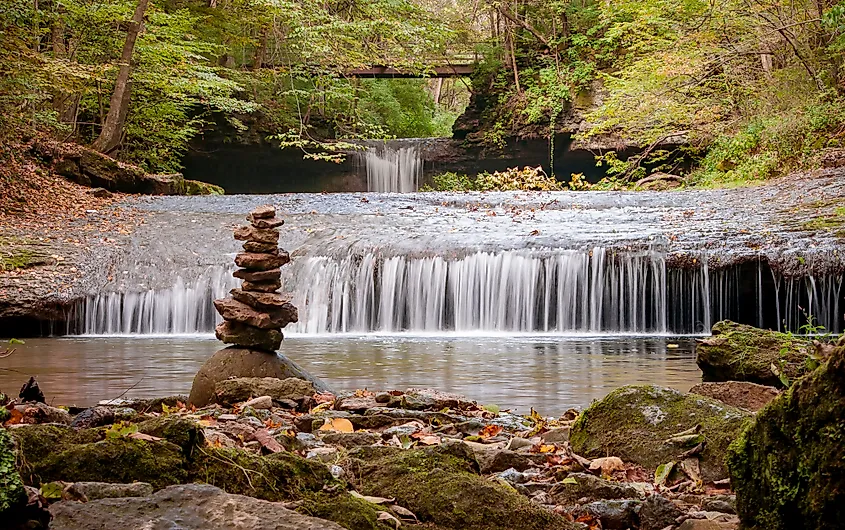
<box><xmin>1</xmin><ymin>377</ymin><xmax>756</xmax><ymax>530</ymax></box>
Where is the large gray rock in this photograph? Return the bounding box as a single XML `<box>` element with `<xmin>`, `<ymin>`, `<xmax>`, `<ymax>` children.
<box><xmin>570</xmin><ymin>385</ymin><xmax>752</xmax><ymax>482</ymax></box>
<box><xmin>696</xmin><ymin>321</ymin><xmax>812</xmax><ymax>387</ymax></box>
<box><xmin>49</xmin><ymin>483</ymin><xmax>345</xmax><ymax>530</ymax></box>
<box><xmin>189</xmin><ymin>347</ymin><xmax>331</xmax><ymax>407</ymax></box>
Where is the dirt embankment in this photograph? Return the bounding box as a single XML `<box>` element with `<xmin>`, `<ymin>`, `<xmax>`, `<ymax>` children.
<box><xmin>0</xmin><ymin>143</ymin><xmax>140</xmax><ymax>335</ymax></box>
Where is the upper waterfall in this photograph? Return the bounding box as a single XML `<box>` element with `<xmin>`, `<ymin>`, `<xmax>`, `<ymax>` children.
<box><xmin>359</xmin><ymin>141</ymin><xmax>423</xmax><ymax>192</ymax></box>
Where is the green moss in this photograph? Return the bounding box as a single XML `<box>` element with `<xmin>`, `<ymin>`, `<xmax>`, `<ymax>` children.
<box><xmin>697</xmin><ymin>320</ymin><xmax>812</xmax><ymax>387</ymax></box>
<box><xmin>185</xmin><ymin>180</ymin><xmax>225</xmax><ymax>196</ymax></box>
<box><xmin>33</xmin><ymin>438</ymin><xmax>188</xmax><ymax>489</ymax></box>
<box><xmin>727</xmin><ymin>345</ymin><xmax>845</xmax><ymax>529</ymax></box>
<box><xmin>570</xmin><ymin>385</ymin><xmax>751</xmax><ymax>482</ymax></box>
<box><xmin>190</xmin><ymin>448</ymin><xmax>334</xmax><ymax>501</ymax></box>
<box><xmin>0</xmin><ymin>429</ymin><xmax>25</xmax><ymax>516</ymax></box>
<box><xmin>135</xmin><ymin>417</ymin><xmax>204</xmax><ymax>458</ymax></box>
<box><xmin>355</xmin><ymin>445</ymin><xmax>577</xmax><ymax>530</ymax></box>
<box><xmin>298</xmin><ymin>492</ymin><xmax>386</xmax><ymax>530</ymax></box>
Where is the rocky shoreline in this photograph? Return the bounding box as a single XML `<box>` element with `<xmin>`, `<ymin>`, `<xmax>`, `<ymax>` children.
<box><xmin>2</xmin><ymin>320</ymin><xmax>841</xmax><ymax>530</ymax></box>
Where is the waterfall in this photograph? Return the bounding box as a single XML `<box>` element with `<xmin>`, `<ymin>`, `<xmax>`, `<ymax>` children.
<box><xmin>74</xmin><ymin>250</ymin><xmax>845</xmax><ymax>336</ymax></box>
<box><xmin>360</xmin><ymin>142</ymin><xmax>423</xmax><ymax>193</ymax></box>
<box><xmin>289</xmin><ymin>248</ymin><xmax>669</xmax><ymax>334</ymax></box>
<box><xmin>75</xmin><ymin>266</ymin><xmax>237</xmax><ymax>335</ymax></box>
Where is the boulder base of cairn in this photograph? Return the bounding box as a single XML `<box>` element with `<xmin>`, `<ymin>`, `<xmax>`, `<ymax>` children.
<box><xmin>189</xmin><ymin>347</ymin><xmax>332</xmax><ymax>406</ymax></box>
<box><xmin>216</xmin><ymin>321</ymin><xmax>282</xmax><ymax>351</ymax></box>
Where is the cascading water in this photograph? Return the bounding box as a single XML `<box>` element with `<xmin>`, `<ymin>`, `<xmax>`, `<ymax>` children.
<box><xmin>74</xmin><ymin>249</ymin><xmax>845</xmax><ymax>336</ymax></box>
<box><xmin>75</xmin><ymin>266</ymin><xmax>237</xmax><ymax>335</ymax></box>
<box><xmin>360</xmin><ymin>142</ymin><xmax>423</xmax><ymax>193</ymax></box>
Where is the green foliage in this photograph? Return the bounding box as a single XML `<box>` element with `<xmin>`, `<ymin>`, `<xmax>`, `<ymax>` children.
<box><xmin>0</xmin><ymin>0</ymin><xmax>472</xmax><ymax>169</ymax></box>
<box><xmin>424</xmin><ymin>171</ymin><xmax>477</xmax><ymax>191</ymax></box>
<box><xmin>0</xmin><ymin>429</ymin><xmax>25</xmax><ymax>515</ymax></box>
<box><xmin>424</xmin><ymin>166</ymin><xmax>563</xmax><ymax>192</ymax></box>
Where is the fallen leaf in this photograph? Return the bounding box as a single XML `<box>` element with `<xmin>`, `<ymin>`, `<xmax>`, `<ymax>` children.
<box><xmin>479</xmin><ymin>424</ymin><xmax>503</xmax><ymax>438</ymax></box>
<box><xmin>313</xmin><ymin>392</ymin><xmax>336</xmax><ymax>405</ymax></box>
<box><xmin>127</xmin><ymin>432</ymin><xmax>162</xmax><ymax>442</ymax></box>
<box><xmin>538</xmin><ymin>444</ymin><xmax>557</xmax><ymax>453</ymax></box>
<box><xmin>377</xmin><ymin>511</ymin><xmax>401</xmax><ymax>529</ymax></box>
<box><xmin>416</xmin><ymin>435</ymin><xmax>441</xmax><ymax>446</ymax></box>
<box><xmin>589</xmin><ymin>456</ymin><xmax>625</xmax><ymax>476</ymax></box>
<box><xmin>254</xmin><ymin>428</ymin><xmax>284</xmax><ymax>453</ymax></box>
<box><xmin>561</xmin><ymin>477</ymin><xmax>578</xmax><ymax>485</ymax></box>
<box><xmin>654</xmin><ymin>461</ymin><xmax>675</xmax><ymax>487</ymax></box>
<box><xmin>350</xmin><ymin>491</ymin><xmax>395</xmax><ymax>504</ymax></box>
<box><xmin>319</xmin><ymin>417</ymin><xmax>354</xmax><ymax>433</ymax></box>
<box><xmin>390</xmin><ymin>505</ymin><xmax>418</xmax><ymax>522</ymax></box>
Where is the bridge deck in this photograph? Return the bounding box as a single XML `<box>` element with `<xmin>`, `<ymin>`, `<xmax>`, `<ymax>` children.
<box><xmin>346</xmin><ymin>64</ymin><xmax>474</xmax><ymax>78</ymax></box>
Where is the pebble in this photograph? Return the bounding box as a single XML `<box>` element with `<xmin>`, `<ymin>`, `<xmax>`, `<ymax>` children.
<box><xmin>243</xmin><ymin>396</ymin><xmax>273</xmax><ymax>410</ymax></box>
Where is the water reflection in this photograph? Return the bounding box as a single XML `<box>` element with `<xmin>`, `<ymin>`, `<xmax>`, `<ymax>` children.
<box><xmin>0</xmin><ymin>335</ymin><xmax>701</xmax><ymax>414</ymax></box>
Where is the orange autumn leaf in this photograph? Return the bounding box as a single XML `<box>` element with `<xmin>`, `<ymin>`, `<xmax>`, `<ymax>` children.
<box><xmin>479</xmin><ymin>424</ymin><xmax>503</xmax><ymax>438</ymax></box>
<box><xmin>319</xmin><ymin>417</ymin><xmax>354</xmax><ymax>433</ymax></box>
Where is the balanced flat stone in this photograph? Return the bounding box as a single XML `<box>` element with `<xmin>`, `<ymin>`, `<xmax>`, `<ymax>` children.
<box><xmin>243</xmin><ymin>241</ymin><xmax>279</xmax><ymax>253</ymax></box>
<box><xmin>233</xmin><ymin>225</ymin><xmax>279</xmax><ymax>244</ymax></box>
<box><xmin>249</xmin><ymin>216</ymin><xmax>284</xmax><ymax>229</ymax></box>
<box><xmin>230</xmin><ymin>288</ymin><xmax>293</xmax><ymax>311</ymax></box>
<box><xmin>242</xmin><ymin>279</ymin><xmax>282</xmax><ymax>292</ymax></box>
<box><xmin>215</xmin><ymin>321</ymin><xmax>282</xmax><ymax>351</ymax></box>
<box><xmin>250</xmin><ymin>205</ymin><xmax>276</xmax><ymax>219</ymax></box>
<box><xmin>213</xmin><ymin>298</ymin><xmax>279</xmax><ymax>330</ymax></box>
<box><xmin>233</xmin><ymin>268</ymin><xmax>282</xmax><ymax>282</ymax></box>
<box><xmin>214</xmin><ymin>297</ymin><xmax>297</xmax><ymax>329</ymax></box>
<box><xmin>189</xmin><ymin>347</ymin><xmax>332</xmax><ymax>406</ymax></box>
<box><xmin>234</xmin><ymin>252</ymin><xmax>289</xmax><ymax>271</ymax></box>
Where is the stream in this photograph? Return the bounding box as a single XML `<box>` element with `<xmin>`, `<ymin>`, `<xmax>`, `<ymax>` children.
<box><xmin>5</xmin><ymin>145</ymin><xmax>845</xmax><ymax>410</ymax></box>
<box><xmin>0</xmin><ymin>335</ymin><xmax>699</xmax><ymax>413</ymax></box>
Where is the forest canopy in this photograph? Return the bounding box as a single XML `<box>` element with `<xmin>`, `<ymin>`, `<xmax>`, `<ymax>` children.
<box><xmin>1</xmin><ymin>0</ymin><xmax>844</xmax><ymax>182</ymax></box>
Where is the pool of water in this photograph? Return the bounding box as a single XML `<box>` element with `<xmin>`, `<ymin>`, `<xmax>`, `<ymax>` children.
<box><xmin>0</xmin><ymin>335</ymin><xmax>702</xmax><ymax>414</ymax></box>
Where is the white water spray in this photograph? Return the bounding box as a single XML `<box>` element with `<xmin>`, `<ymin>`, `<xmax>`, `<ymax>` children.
<box><xmin>360</xmin><ymin>143</ymin><xmax>423</xmax><ymax>193</ymax></box>
<box><xmin>76</xmin><ymin>250</ymin><xmax>845</xmax><ymax>335</ymax></box>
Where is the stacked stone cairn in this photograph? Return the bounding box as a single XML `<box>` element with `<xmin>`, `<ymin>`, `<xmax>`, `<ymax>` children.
<box><xmin>213</xmin><ymin>205</ymin><xmax>298</xmax><ymax>351</ymax></box>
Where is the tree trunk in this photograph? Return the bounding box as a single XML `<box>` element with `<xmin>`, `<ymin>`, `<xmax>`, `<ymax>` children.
<box><xmin>252</xmin><ymin>26</ymin><xmax>268</xmax><ymax>71</ymax></box>
<box><xmin>433</xmin><ymin>78</ymin><xmax>444</xmax><ymax>106</ymax></box>
<box><xmin>92</xmin><ymin>0</ymin><xmax>149</xmax><ymax>154</ymax></box>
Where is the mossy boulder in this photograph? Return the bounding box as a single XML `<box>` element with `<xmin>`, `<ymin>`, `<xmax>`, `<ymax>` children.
<box><xmin>27</xmin><ymin>437</ymin><xmax>188</xmax><ymax>489</ymax></box>
<box><xmin>570</xmin><ymin>385</ymin><xmax>751</xmax><ymax>482</ymax></box>
<box><xmin>727</xmin><ymin>344</ymin><xmax>845</xmax><ymax>529</ymax></box>
<box><xmin>185</xmin><ymin>180</ymin><xmax>224</xmax><ymax>196</ymax></box>
<box><xmin>0</xmin><ymin>428</ymin><xmax>26</xmax><ymax>516</ymax></box>
<box><xmin>696</xmin><ymin>321</ymin><xmax>812</xmax><ymax>387</ymax></box>
<box><xmin>298</xmin><ymin>492</ymin><xmax>391</xmax><ymax>530</ymax></box>
<box><xmin>354</xmin><ymin>444</ymin><xmax>578</xmax><ymax>530</ymax></box>
<box><xmin>11</xmin><ymin>423</ymin><xmax>335</xmax><ymax>501</ymax></box>
<box><xmin>190</xmin><ymin>448</ymin><xmax>335</xmax><ymax>501</ymax></box>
